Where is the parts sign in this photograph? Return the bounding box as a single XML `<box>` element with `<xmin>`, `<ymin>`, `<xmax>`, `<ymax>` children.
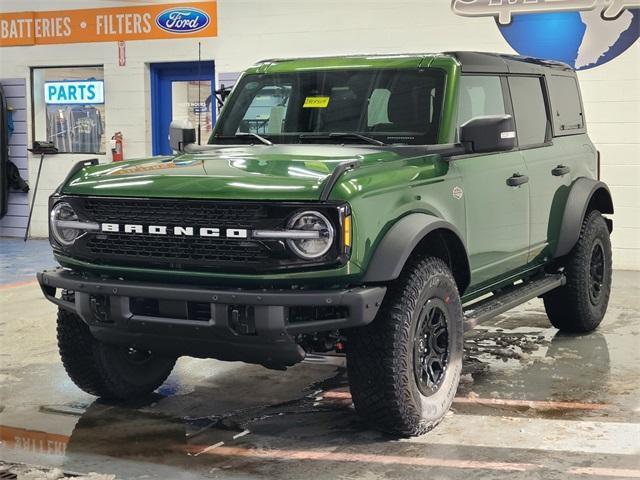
<box><xmin>44</xmin><ymin>81</ymin><xmax>105</xmax><ymax>105</ymax></box>
<box><xmin>0</xmin><ymin>2</ymin><xmax>217</xmax><ymax>47</ymax></box>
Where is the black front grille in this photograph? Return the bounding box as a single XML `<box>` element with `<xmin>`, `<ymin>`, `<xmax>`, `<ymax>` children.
<box><xmin>82</xmin><ymin>198</ymin><xmax>269</xmax><ymax>228</ymax></box>
<box><xmin>59</xmin><ymin>196</ymin><xmax>345</xmax><ymax>273</ymax></box>
<box><xmin>86</xmin><ymin>234</ymin><xmax>270</xmax><ymax>265</ymax></box>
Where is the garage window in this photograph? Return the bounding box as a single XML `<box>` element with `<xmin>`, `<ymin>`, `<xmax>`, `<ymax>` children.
<box><xmin>32</xmin><ymin>66</ymin><xmax>106</xmax><ymax>154</ymax></box>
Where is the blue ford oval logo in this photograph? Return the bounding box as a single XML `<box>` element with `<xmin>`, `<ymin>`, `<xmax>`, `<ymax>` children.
<box><xmin>156</xmin><ymin>7</ymin><xmax>210</xmax><ymax>34</ymax></box>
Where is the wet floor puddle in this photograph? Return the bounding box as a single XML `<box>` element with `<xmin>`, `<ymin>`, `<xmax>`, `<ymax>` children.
<box><xmin>1</xmin><ymin>319</ymin><xmax>624</xmax><ymax>474</ymax></box>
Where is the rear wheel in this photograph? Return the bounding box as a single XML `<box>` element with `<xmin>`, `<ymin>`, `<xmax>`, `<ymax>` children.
<box><xmin>57</xmin><ymin>292</ymin><xmax>176</xmax><ymax>400</ymax></box>
<box><xmin>346</xmin><ymin>257</ymin><xmax>463</xmax><ymax>436</ymax></box>
<box><xmin>544</xmin><ymin>210</ymin><xmax>612</xmax><ymax>333</ymax></box>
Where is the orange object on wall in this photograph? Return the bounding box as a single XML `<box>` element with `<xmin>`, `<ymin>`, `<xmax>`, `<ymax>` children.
<box><xmin>0</xmin><ymin>1</ymin><xmax>217</xmax><ymax>47</ymax></box>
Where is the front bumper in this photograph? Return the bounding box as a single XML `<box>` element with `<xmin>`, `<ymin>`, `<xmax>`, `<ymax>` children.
<box><xmin>37</xmin><ymin>268</ymin><xmax>386</xmax><ymax>369</ymax></box>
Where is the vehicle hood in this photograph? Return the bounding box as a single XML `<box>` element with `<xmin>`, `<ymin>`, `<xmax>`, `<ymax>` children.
<box><xmin>62</xmin><ymin>145</ymin><xmax>430</xmax><ymax>201</ymax></box>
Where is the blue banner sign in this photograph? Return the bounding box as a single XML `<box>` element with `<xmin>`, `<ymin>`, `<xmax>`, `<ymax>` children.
<box><xmin>44</xmin><ymin>80</ymin><xmax>105</xmax><ymax>105</ymax></box>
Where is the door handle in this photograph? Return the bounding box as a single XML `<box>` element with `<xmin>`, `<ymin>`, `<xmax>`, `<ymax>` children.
<box><xmin>552</xmin><ymin>165</ymin><xmax>571</xmax><ymax>176</ymax></box>
<box><xmin>506</xmin><ymin>173</ymin><xmax>529</xmax><ymax>187</ymax></box>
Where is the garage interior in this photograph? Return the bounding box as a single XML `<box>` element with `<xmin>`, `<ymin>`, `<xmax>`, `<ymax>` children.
<box><xmin>1</xmin><ymin>0</ymin><xmax>640</xmax><ymax>479</ymax></box>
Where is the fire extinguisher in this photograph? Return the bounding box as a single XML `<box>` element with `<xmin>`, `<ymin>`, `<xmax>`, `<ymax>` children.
<box><xmin>111</xmin><ymin>132</ymin><xmax>124</xmax><ymax>162</ymax></box>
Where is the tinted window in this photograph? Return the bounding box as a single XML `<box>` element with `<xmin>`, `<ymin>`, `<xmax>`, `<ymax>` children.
<box><xmin>368</xmin><ymin>88</ymin><xmax>391</xmax><ymax>127</ymax></box>
<box><xmin>548</xmin><ymin>75</ymin><xmax>584</xmax><ymax>133</ymax></box>
<box><xmin>214</xmin><ymin>69</ymin><xmax>446</xmax><ymax>145</ymax></box>
<box><xmin>238</xmin><ymin>84</ymin><xmax>292</xmax><ymax>135</ymax></box>
<box><xmin>457</xmin><ymin>76</ymin><xmax>505</xmax><ymax>128</ymax></box>
<box><xmin>509</xmin><ymin>76</ymin><xmax>550</xmax><ymax>147</ymax></box>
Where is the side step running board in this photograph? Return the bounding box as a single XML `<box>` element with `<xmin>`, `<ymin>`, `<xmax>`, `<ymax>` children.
<box><xmin>463</xmin><ymin>274</ymin><xmax>565</xmax><ymax>332</ymax></box>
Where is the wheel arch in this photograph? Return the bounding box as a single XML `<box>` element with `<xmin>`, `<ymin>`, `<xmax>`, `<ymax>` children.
<box><xmin>362</xmin><ymin>213</ymin><xmax>471</xmax><ymax>295</ymax></box>
<box><xmin>554</xmin><ymin>178</ymin><xmax>614</xmax><ymax>259</ymax></box>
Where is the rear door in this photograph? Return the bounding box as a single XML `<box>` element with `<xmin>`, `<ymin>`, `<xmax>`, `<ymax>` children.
<box><xmin>453</xmin><ymin>75</ymin><xmax>530</xmax><ymax>287</ymax></box>
<box><xmin>507</xmin><ymin>75</ymin><xmax>569</xmax><ymax>263</ymax></box>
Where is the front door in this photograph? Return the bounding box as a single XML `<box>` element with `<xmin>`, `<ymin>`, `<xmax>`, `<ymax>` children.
<box><xmin>150</xmin><ymin>61</ymin><xmax>215</xmax><ymax>156</ymax></box>
<box><xmin>454</xmin><ymin>75</ymin><xmax>530</xmax><ymax>287</ymax></box>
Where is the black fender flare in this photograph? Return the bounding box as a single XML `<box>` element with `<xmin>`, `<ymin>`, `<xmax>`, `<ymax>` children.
<box><xmin>362</xmin><ymin>213</ymin><xmax>470</xmax><ymax>291</ymax></box>
<box><xmin>554</xmin><ymin>178</ymin><xmax>614</xmax><ymax>258</ymax></box>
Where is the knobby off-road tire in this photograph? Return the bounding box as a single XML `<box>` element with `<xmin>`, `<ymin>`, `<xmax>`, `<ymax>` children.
<box><xmin>346</xmin><ymin>257</ymin><xmax>463</xmax><ymax>437</ymax></box>
<box><xmin>544</xmin><ymin>210</ymin><xmax>612</xmax><ymax>333</ymax></box>
<box><xmin>57</xmin><ymin>292</ymin><xmax>176</xmax><ymax>400</ymax></box>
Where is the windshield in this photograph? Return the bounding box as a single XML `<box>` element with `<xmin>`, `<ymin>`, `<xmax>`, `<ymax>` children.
<box><xmin>211</xmin><ymin>69</ymin><xmax>446</xmax><ymax>145</ymax></box>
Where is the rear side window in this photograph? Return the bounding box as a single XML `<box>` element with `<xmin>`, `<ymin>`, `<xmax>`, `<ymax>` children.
<box><xmin>508</xmin><ymin>76</ymin><xmax>550</xmax><ymax>147</ymax></box>
<box><xmin>456</xmin><ymin>76</ymin><xmax>506</xmax><ymax>128</ymax></box>
<box><xmin>548</xmin><ymin>75</ymin><xmax>584</xmax><ymax>134</ymax></box>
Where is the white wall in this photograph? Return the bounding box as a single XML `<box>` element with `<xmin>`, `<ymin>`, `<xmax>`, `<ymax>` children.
<box><xmin>1</xmin><ymin>0</ymin><xmax>638</xmax><ymax>269</ymax></box>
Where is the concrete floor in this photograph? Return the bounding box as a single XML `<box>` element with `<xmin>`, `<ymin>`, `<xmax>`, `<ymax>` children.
<box><xmin>0</xmin><ymin>238</ymin><xmax>639</xmax><ymax>479</ymax></box>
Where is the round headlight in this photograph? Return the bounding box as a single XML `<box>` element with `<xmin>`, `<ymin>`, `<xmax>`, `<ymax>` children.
<box><xmin>286</xmin><ymin>211</ymin><xmax>335</xmax><ymax>260</ymax></box>
<box><xmin>50</xmin><ymin>202</ymin><xmax>81</xmax><ymax>245</ymax></box>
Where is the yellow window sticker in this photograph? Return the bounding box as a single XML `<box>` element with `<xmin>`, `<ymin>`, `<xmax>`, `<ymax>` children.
<box><xmin>303</xmin><ymin>96</ymin><xmax>330</xmax><ymax>108</ymax></box>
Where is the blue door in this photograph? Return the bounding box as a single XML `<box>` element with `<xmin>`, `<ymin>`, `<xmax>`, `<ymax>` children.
<box><xmin>150</xmin><ymin>61</ymin><xmax>215</xmax><ymax>156</ymax></box>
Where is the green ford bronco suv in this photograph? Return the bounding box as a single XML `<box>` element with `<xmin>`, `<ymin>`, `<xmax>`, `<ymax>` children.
<box><xmin>38</xmin><ymin>52</ymin><xmax>614</xmax><ymax>436</ymax></box>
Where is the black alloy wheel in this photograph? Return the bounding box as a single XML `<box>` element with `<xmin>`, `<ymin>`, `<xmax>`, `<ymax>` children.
<box><xmin>414</xmin><ymin>299</ymin><xmax>450</xmax><ymax>396</ymax></box>
<box><xmin>589</xmin><ymin>239</ymin><xmax>605</xmax><ymax>305</ymax></box>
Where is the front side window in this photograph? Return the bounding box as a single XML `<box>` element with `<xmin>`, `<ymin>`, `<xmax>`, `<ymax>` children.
<box><xmin>508</xmin><ymin>76</ymin><xmax>551</xmax><ymax>147</ymax></box>
<box><xmin>456</xmin><ymin>75</ymin><xmax>506</xmax><ymax>129</ymax></box>
<box><xmin>213</xmin><ymin>69</ymin><xmax>446</xmax><ymax>145</ymax></box>
<box><xmin>32</xmin><ymin>66</ymin><xmax>106</xmax><ymax>154</ymax></box>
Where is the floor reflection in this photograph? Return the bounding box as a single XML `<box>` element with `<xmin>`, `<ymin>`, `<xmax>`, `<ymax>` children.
<box><xmin>2</xmin><ymin>286</ymin><xmax>638</xmax><ymax>480</ymax></box>
<box><xmin>2</xmin><ymin>325</ymin><xmax>618</xmax><ymax>470</ymax></box>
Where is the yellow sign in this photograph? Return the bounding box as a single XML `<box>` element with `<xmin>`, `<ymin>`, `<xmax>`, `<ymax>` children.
<box><xmin>303</xmin><ymin>96</ymin><xmax>331</xmax><ymax>108</ymax></box>
<box><xmin>0</xmin><ymin>2</ymin><xmax>217</xmax><ymax>47</ymax></box>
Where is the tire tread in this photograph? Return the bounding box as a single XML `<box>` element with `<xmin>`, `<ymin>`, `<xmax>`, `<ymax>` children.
<box><xmin>544</xmin><ymin>210</ymin><xmax>612</xmax><ymax>333</ymax></box>
<box><xmin>57</xmin><ymin>291</ymin><xmax>175</xmax><ymax>400</ymax></box>
<box><xmin>347</xmin><ymin>257</ymin><xmax>461</xmax><ymax>436</ymax></box>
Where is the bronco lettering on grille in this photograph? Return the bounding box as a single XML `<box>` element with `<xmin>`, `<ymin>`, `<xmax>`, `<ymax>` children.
<box><xmin>100</xmin><ymin>223</ymin><xmax>248</xmax><ymax>238</ymax></box>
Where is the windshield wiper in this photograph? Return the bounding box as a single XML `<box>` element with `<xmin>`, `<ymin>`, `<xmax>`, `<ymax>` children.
<box><xmin>215</xmin><ymin>133</ymin><xmax>273</xmax><ymax>146</ymax></box>
<box><xmin>330</xmin><ymin>133</ymin><xmax>386</xmax><ymax>146</ymax></box>
<box><xmin>299</xmin><ymin>133</ymin><xmax>386</xmax><ymax>146</ymax></box>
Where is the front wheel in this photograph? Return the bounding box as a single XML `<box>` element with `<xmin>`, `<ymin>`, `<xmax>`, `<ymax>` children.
<box><xmin>346</xmin><ymin>257</ymin><xmax>463</xmax><ymax>436</ymax></box>
<box><xmin>57</xmin><ymin>292</ymin><xmax>176</xmax><ymax>400</ymax></box>
<box><xmin>544</xmin><ymin>210</ymin><xmax>612</xmax><ymax>333</ymax></box>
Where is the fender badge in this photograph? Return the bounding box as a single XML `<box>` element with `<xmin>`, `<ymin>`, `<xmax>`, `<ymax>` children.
<box><xmin>452</xmin><ymin>186</ymin><xmax>464</xmax><ymax>200</ymax></box>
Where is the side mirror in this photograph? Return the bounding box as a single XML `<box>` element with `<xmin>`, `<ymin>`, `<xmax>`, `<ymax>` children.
<box><xmin>459</xmin><ymin>115</ymin><xmax>516</xmax><ymax>154</ymax></box>
<box><xmin>169</xmin><ymin>119</ymin><xmax>196</xmax><ymax>152</ymax></box>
